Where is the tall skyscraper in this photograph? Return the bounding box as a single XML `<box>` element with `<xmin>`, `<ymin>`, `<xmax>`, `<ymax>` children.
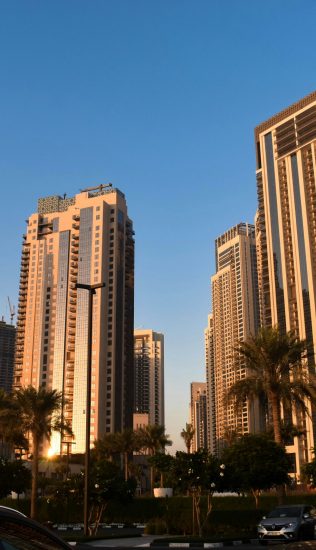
<box><xmin>134</xmin><ymin>329</ymin><xmax>164</xmax><ymax>426</ymax></box>
<box><xmin>255</xmin><ymin>91</ymin><xmax>316</xmax><ymax>475</ymax></box>
<box><xmin>0</xmin><ymin>320</ymin><xmax>16</xmax><ymax>393</ymax></box>
<box><xmin>204</xmin><ymin>314</ymin><xmax>215</xmax><ymax>452</ymax></box>
<box><xmin>208</xmin><ymin>223</ymin><xmax>262</xmax><ymax>455</ymax></box>
<box><xmin>190</xmin><ymin>382</ymin><xmax>208</xmax><ymax>452</ymax></box>
<box><xmin>14</xmin><ymin>184</ymin><xmax>135</xmax><ymax>454</ymax></box>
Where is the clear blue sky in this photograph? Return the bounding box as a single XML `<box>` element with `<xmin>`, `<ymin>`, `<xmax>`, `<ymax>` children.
<box><xmin>1</xmin><ymin>0</ymin><xmax>316</xmax><ymax>452</ymax></box>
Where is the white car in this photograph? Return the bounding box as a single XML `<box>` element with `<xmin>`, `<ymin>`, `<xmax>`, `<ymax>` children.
<box><xmin>258</xmin><ymin>504</ymin><xmax>316</xmax><ymax>544</ymax></box>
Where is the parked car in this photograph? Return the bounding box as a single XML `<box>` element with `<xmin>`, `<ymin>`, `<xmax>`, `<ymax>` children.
<box><xmin>258</xmin><ymin>504</ymin><xmax>316</xmax><ymax>544</ymax></box>
<box><xmin>0</xmin><ymin>506</ymin><xmax>72</xmax><ymax>549</ymax></box>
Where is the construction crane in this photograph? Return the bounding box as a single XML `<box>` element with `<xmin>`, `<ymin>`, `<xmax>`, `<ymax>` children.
<box><xmin>7</xmin><ymin>297</ymin><xmax>15</xmax><ymax>325</ymax></box>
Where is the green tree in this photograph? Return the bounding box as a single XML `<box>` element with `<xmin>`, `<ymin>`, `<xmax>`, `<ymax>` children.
<box><xmin>13</xmin><ymin>386</ymin><xmax>63</xmax><ymax>519</ymax></box>
<box><xmin>180</xmin><ymin>423</ymin><xmax>195</xmax><ymax>453</ymax></box>
<box><xmin>94</xmin><ymin>429</ymin><xmax>141</xmax><ymax>480</ymax></box>
<box><xmin>301</xmin><ymin>449</ymin><xmax>316</xmax><ymax>487</ymax></box>
<box><xmin>89</xmin><ymin>458</ymin><xmax>136</xmax><ymax>534</ymax></box>
<box><xmin>94</xmin><ymin>432</ymin><xmax>119</xmax><ymax>462</ymax></box>
<box><xmin>0</xmin><ymin>389</ymin><xmax>28</xmax><ymax>453</ymax></box>
<box><xmin>172</xmin><ymin>450</ymin><xmax>225</xmax><ymax>536</ymax></box>
<box><xmin>148</xmin><ymin>452</ymin><xmax>174</xmax><ymax>488</ymax></box>
<box><xmin>136</xmin><ymin>425</ymin><xmax>172</xmax><ymax>494</ymax></box>
<box><xmin>0</xmin><ymin>458</ymin><xmax>31</xmax><ymax>499</ymax></box>
<box><xmin>113</xmin><ymin>429</ymin><xmax>141</xmax><ymax>481</ymax></box>
<box><xmin>221</xmin><ymin>433</ymin><xmax>290</xmax><ymax>508</ymax></box>
<box><xmin>227</xmin><ymin>326</ymin><xmax>316</xmax><ymax>445</ymax></box>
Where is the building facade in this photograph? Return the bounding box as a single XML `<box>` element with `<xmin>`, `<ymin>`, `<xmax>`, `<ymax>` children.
<box><xmin>0</xmin><ymin>320</ymin><xmax>16</xmax><ymax>393</ymax></box>
<box><xmin>204</xmin><ymin>314</ymin><xmax>216</xmax><ymax>452</ymax></box>
<box><xmin>190</xmin><ymin>382</ymin><xmax>208</xmax><ymax>452</ymax></box>
<box><xmin>14</xmin><ymin>184</ymin><xmax>135</xmax><ymax>454</ymax></box>
<box><xmin>134</xmin><ymin>329</ymin><xmax>164</xmax><ymax>426</ymax></box>
<box><xmin>208</xmin><ymin>223</ymin><xmax>262</xmax><ymax>455</ymax></box>
<box><xmin>255</xmin><ymin>91</ymin><xmax>316</xmax><ymax>475</ymax></box>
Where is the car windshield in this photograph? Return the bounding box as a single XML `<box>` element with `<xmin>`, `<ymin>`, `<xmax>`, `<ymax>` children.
<box><xmin>0</xmin><ymin>520</ymin><xmax>67</xmax><ymax>550</ymax></box>
<box><xmin>268</xmin><ymin>507</ymin><xmax>302</xmax><ymax>518</ymax></box>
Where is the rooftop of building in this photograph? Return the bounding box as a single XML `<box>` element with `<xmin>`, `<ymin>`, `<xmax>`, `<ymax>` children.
<box><xmin>215</xmin><ymin>222</ymin><xmax>255</xmax><ymax>248</ymax></box>
<box><xmin>37</xmin><ymin>184</ymin><xmax>126</xmax><ymax>214</ymax></box>
<box><xmin>255</xmin><ymin>90</ymin><xmax>316</xmax><ymax>138</ymax></box>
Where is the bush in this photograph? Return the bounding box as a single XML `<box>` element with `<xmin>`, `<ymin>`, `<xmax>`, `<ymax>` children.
<box><xmin>145</xmin><ymin>518</ymin><xmax>167</xmax><ymax>535</ymax></box>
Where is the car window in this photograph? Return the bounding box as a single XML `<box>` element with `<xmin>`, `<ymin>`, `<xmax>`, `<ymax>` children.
<box><xmin>0</xmin><ymin>520</ymin><xmax>67</xmax><ymax>550</ymax></box>
<box><xmin>268</xmin><ymin>507</ymin><xmax>302</xmax><ymax>518</ymax></box>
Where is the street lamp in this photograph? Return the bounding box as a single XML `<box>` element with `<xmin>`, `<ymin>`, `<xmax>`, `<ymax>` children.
<box><xmin>75</xmin><ymin>282</ymin><xmax>105</xmax><ymax>536</ymax></box>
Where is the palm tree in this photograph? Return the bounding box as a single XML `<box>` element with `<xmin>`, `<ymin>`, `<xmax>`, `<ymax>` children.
<box><xmin>13</xmin><ymin>386</ymin><xmax>63</xmax><ymax>519</ymax></box>
<box><xmin>136</xmin><ymin>424</ymin><xmax>172</xmax><ymax>494</ymax></box>
<box><xmin>180</xmin><ymin>423</ymin><xmax>195</xmax><ymax>453</ymax></box>
<box><xmin>0</xmin><ymin>389</ymin><xmax>28</xmax><ymax>454</ymax></box>
<box><xmin>227</xmin><ymin>326</ymin><xmax>316</xmax><ymax>446</ymax></box>
<box><xmin>94</xmin><ymin>432</ymin><xmax>119</xmax><ymax>462</ymax></box>
<box><xmin>114</xmin><ymin>429</ymin><xmax>140</xmax><ymax>481</ymax></box>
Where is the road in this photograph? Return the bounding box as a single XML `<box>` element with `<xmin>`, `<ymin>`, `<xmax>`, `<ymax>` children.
<box><xmin>78</xmin><ymin>536</ymin><xmax>268</xmax><ymax>549</ymax></box>
<box><xmin>78</xmin><ymin>537</ymin><xmax>316</xmax><ymax>550</ymax></box>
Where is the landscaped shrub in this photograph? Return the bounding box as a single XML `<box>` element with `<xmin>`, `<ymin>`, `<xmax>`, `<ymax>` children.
<box><xmin>145</xmin><ymin>518</ymin><xmax>167</xmax><ymax>535</ymax></box>
<box><xmin>2</xmin><ymin>492</ymin><xmax>316</xmax><ymax>533</ymax></box>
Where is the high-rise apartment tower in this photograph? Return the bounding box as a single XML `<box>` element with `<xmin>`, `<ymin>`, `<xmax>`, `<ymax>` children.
<box><xmin>255</xmin><ymin>91</ymin><xmax>316</xmax><ymax>475</ymax></box>
<box><xmin>204</xmin><ymin>314</ymin><xmax>215</xmax><ymax>452</ymax></box>
<box><xmin>134</xmin><ymin>329</ymin><xmax>164</xmax><ymax>426</ymax></box>
<box><xmin>14</xmin><ymin>185</ymin><xmax>134</xmax><ymax>454</ymax></box>
<box><xmin>208</xmin><ymin>223</ymin><xmax>262</xmax><ymax>455</ymax></box>
<box><xmin>190</xmin><ymin>382</ymin><xmax>208</xmax><ymax>452</ymax></box>
<box><xmin>0</xmin><ymin>320</ymin><xmax>16</xmax><ymax>393</ymax></box>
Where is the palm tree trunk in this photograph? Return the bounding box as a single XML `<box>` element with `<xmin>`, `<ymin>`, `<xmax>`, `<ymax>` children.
<box><xmin>150</xmin><ymin>466</ymin><xmax>154</xmax><ymax>496</ymax></box>
<box><xmin>124</xmin><ymin>452</ymin><xmax>128</xmax><ymax>481</ymax></box>
<box><xmin>270</xmin><ymin>392</ymin><xmax>283</xmax><ymax>445</ymax></box>
<box><xmin>30</xmin><ymin>434</ymin><xmax>39</xmax><ymax>520</ymax></box>
<box><xmin>270</xmin><ymin>392</ymin><xmax>286</xmax><ymax>503</ymax></box>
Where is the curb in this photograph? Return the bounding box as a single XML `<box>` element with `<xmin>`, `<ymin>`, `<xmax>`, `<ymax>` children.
<box><xmin>150</xmin><ymin>540</ymin><xmax>259</xmax><ymax>547</ymax></box>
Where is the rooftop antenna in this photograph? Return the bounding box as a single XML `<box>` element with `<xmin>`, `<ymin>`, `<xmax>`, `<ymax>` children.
<box><xmin>7</xmin><ymin>297</ymin><xmax>15</xmax><ymax>325</ymax></box>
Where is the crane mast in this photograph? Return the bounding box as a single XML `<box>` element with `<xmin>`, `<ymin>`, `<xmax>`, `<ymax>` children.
<box><xmin>7</xmin><ymin>297</ymin><xmax>15</xmax><ymax>325</ymax></box>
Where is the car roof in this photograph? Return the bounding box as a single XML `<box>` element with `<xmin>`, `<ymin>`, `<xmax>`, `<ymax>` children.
<box><xmin>274</xmin><ymin>504</ymin><xmax>309</xmax><ymax>508</ymax></box>
<box><xmin>0</xmin><ymin>505</ymin><xmax>26</xmax><ymax>517</ymax></box>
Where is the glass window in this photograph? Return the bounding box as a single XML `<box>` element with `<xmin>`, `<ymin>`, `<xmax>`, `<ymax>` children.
<box><xmin>0</xmin><ymin>517</ymin><xmax>68</xmax><ymax>549</ymax></box>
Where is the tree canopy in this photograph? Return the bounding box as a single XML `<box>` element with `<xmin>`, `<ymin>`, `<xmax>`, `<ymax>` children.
<box><xmin>221</xmin><ymin>433</ymin><xmax>290</xmax><ymax>507</ymax></box>
<box><xmin>227</xmin><ymin>326</ymin><xmax>316</xmax><ymax>445</ymax></box>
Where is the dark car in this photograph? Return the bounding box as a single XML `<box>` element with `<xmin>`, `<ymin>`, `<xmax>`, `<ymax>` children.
<box><xmin>258</xmin><ymin>504</ymin><xmax>316</xmax><ymax>544</ymax></box>
<box><xmin>0</xmin><ymin>506</ymin><xmax>73</xmax><ymax>549</ymax></box>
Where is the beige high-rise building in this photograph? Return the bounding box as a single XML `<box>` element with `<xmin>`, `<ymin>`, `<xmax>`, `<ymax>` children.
<box><xmin>204</xmin><ymin>314</ymin><xmax>215</xmax><ymax>452</ymax></box>
<box><xmin>14</xmin><ymin>184</ymin><xmax>135</xmax><ymax>454</ymax></box>
<box><xmin>255</xmin><ymin>91</ymin><xmax>316</xmax><ymax>476</ymax></box>
<box><xmin>190</xmin><ymin>382</ymin><xmax>208</xmax><ymax>452</ymax></box>
<box><xmin>209</xmin><ymin>223</ymin><xmax>262</xmax><ymax>455</ymax></box>
<box><xmin>134</xmin><ymin>329</ymin><xmax>164</xmax><ymax>426</ymax></box>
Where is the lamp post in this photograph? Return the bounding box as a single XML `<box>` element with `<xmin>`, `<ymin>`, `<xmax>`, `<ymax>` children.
<box><xmin>76</xmin><ymin>282</ymin><xmax>105</xmax><ymax>536</ymax></box>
